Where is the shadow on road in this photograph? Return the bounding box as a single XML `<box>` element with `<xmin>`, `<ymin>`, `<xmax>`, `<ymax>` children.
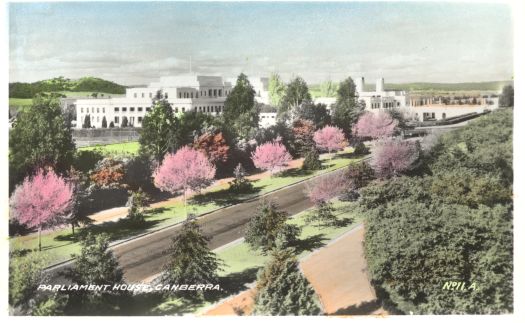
<box><xmin>191</xmin><ymin>186</ymin><xmax>264</xmax><ymax>207</ymax></box>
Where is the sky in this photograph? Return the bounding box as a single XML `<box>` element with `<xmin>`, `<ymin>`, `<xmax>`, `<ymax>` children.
<box><xmin>9</xmin><ymin>1</ymin><xmax>514</xmax><ymax>85</ymax></box>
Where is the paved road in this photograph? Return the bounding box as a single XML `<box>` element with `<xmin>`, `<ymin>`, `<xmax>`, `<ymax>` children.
<box><xmin>45</xmin><ymin>167</ymin><xmax>351</xmax><ymax>283</ymax></box>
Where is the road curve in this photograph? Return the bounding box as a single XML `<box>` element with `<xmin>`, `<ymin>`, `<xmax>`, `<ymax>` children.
<box><xmin>46</xmin><ymin>165</ymin><xmax>353</xmax><ymax>283</ymax></box>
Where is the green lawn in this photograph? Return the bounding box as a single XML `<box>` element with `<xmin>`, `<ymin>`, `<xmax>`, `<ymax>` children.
<box><xmin>9</xmin><ymin>98</ymin><xmax>33</xmax><ymax>107</ymax></box>
<box><xmin>147</xmin><ymin>199</ymin><xmax>362</xmax><ymax>315</ymax></box>
<box><xmin>10</xmin><ymin>149</ymin><xmax>364</xmax><ymax>267</ymax></box>
<box><xmin>78</xmin><ymin>141</ymin><xmax>140</xmax><ymax>156</ymax></box>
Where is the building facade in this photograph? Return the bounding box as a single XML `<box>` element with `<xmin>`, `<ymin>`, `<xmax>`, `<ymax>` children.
<box><xmin>75</xmin><ymin>75</ymin><xmax>232</xmax><ymax>128</ymax></box>
<box><xmin>357</xmin><ymin>77</ymin><xmax>409</xmax><ymax>111</ymax></box>
<box><xmin>356</xmin><ymin>77</ymin><xmax>499</xmax><ymax>121</ymax></box>
<box><xmin>258</xmin><ymin>105</ymin><xmax>278</xmax><ymax>128</ymax></box>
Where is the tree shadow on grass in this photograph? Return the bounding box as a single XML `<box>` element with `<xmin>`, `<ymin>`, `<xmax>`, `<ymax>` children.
<box><xmin>278</xmin><ymin>168</ymin><xmax>313</xmax><ymax>178</ymax></box>
<box><xmin>333</xmin><ymin>152</ymin><xmax>356</xmax><ymax>160</ymax></box>
<box><xmin>144</xmin><ymin>206</ymin><xmax>172</xmax><ymax>217</ymax></box>
<box><xmin>190</xmin><ymin>186</ymin><xmax>263</xmax><ymax>207</ymax></box>
<box><xmin>54</xmin><ymin>217</ymin><xmax>163</xmax><ymax>244</ymax></box>
<box><xmin>293</xmin><ymin>233</ymin><xmax>329</xmax><ymax>253</ymax></box>
<box><xmin>332</xmin><ymin>217</ymin><xmax>354</xmax><ymax>228</ymax></box>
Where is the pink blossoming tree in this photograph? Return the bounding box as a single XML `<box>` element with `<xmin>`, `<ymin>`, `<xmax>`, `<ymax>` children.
<box><xmin>154</xmin><ymin>146</ymin><xmax>216</xmax><ymax>217</ymax></box>
<box><xmin>353</xmin><ymin>111</ymin><xmax>398</xmax><ymax>140</ymax></box>
<box><xmin>305</xmin><ymin>172</ymin><xmax>349</xmax><ymax>205</ymax></box>
<box><xmin>251</xmin><ymin>140</ymin><xmax>292</xmax><ymax>175</ymax></box>
<box><xmin>10</xmin><ymin>169</ymin><xmax>74</xmax><ymax>251</ymax></box>
<box><xmin>313</xmin><ymin>125</ymin><xmax>346</xmax><ymax>158</ymax></box>
<box><xmin>370</xmin><ymin>138</ymin><xmax>419</xmax><ymax>178</ymax></box>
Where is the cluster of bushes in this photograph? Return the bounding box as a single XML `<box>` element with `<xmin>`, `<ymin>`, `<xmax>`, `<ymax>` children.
<box><xmin>360</xmin><ymin>109</ymin><xmax>513</xmax><ymax>314</ymax></box>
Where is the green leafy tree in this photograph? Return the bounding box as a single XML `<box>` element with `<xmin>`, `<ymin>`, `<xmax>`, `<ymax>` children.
<box><xmin>499</xmin><ymin>85</ymin><xmax>514</xmax><ymax>107</ymax></box>
<box><xmin>302</xmin><ymin>147</ymin><xmax>322</xmax><ymax>171</ymax></box>
<box><xmin>363</xmin><ymin>200</ymin><xmax>512</xmax><ymax>314</ymax></box>
<box><xmin>109</xmin><ymin>121</ymin><xmax>115</xmax><ymax>128</ymax></box>
<box><xmin>361</xmin><ymin>110</ymin><xmax>513</xmax><ymax>314</ymax></box>
<box><xmin>223</xmin><ymin>73</ymin><xmax>259</xmax><ymax>140</ymax></box>
<box><xmin>229</xmin><ymin>163</ymin><xmax>254</xmax><ymax>193</ymax></box>
<box><xmin>245</xmin><ymin>201</ymin><xmax>300</xmax><ymax>254</ymax></box>
<box><xmin>332</xmin><ymin>77</ymin><xmax>364</xmax><ymax>138</ymax></box>
<box><xmin>31</xmin><ymin>295</ymin><xmax>68</xmax><ymax>316</ymax></box>
<box><xmin>253</xmin><ymin>248</ymin><xmax>322</xmax><ymax>315</ymax></box>
<box><xmin>292</xmin><ymin>102</ymin><xmax>331</xmax><ymax>129</ymax></box>
<box><xmin>162</xmin><ymin>219</ymin><xmax>223</xmax><ymax>299</ymax></box>
<box><xmin>176</xmin><ymin>111</ymin><xmax>218</xmax><ymax>145</ymax></box>
<box><xmin>305</xmin><ymin>201</ymin><xmax>337</xmax><ymax>227</ymax></box>
<box><xmin>9</xmin><ymin>96</ymin><xmax>76</xmax><ymax>189</ymax></box>
<box><xmin>121</xmin><ymin>116</ymin><xmax>128</xmax><ymax>127</ymax></box>
<box><xmin>65</xmin><ymin>233</ymin><xmax>129</xmax><ymax>314</ymax></box>
<box><xmin>268</xmin><ymin>72</ymin><xmax>287</xmax><ymax>107</ymax></box>
<box><xmin>101</xmin><ymin>116</ymin><xmax>108</xmax><ymax>128</ymax></box>
<box><xmin>139</xmin><ymin>99</ymin><xmax>179</xmax><ymax>163</ymax></box>
<box><xmin>126</xmin><ymin>188</ymin><xmax>146</xmax><ymax>227</ymax></box>
<box><xmin>279</xmin><ymin>76</ymin><xmax>311</xmax><ymax>119</ymax></box>
<box><xmin>291</xmin><ymin>119</ymin><xmax>316</xmax><ymax>157</ymax></box>
<box><xmin>9</xmin><ymin>251</ymin><xmax>47</xmax><ymax>312</ymax></box>
<box><xmin>353</xmin><ymin>142</ymin><xmax>369</xmax><ymax>155</ymax></box>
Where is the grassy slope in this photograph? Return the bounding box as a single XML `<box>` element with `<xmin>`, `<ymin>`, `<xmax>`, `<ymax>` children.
<box><xmin>10</xmin><ymin>149</ymin><xmax>362</xmax><ymax>266</ymax></box>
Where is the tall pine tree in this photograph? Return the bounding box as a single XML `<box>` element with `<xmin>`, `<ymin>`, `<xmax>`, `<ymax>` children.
<box><xmin>162</xmin><ymin>219</ymin><xmax>222</xmax><ymax>298</ymax></box>
<box><xmin>253</xmin><ymin>248</ymin><xmax>322</xmax><ymax>315</ymax></box>
<box><xmin>65</xmin><ymin>233</ymin><xmax>130</xmax><ymax>314</ymax></box>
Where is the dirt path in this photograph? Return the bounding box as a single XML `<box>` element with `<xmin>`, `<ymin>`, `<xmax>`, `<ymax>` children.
<box><xmin>203</xmin><ymin>288</ymin><xmax>256</xmax><ymax>316</ymax></box>
<box><xmin>300</xmin><ymin>225</ymin><xmax>386</xmax><ymax>315</ymax></box>
<box><xmin>202</xmin><ymin>224</ymin><xmax>387</xmax><ymax>316</ymax></box>
<box><xmin>89</xmin><ymin>158</ymin><xmax>305</xmax><ymax>224</ymax></box>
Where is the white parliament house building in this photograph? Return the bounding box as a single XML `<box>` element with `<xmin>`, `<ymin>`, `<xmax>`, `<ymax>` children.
<box><xmin>75</xmin><ymin>75</ymin><xmax>233</xmax><ymax>128</ymax></box>
<box><xmin>356</xmin><ymin>77</ymin><xmax>409</xmax><ymax>110</ymax></box>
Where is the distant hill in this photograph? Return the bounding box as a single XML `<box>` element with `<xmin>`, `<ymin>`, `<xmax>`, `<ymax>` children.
<box><xmin>9</xmin><ymin>76</ymin><xmax>127</xmax><ymax>98</ymax></box>
<box><xmin>310</xmin><ymin>80</ymin><xmax>512</xmax><ymax>97</ymax></box>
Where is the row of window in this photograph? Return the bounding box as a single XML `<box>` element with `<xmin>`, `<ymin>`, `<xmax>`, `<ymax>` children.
<box><xmin>114</xmin><ymin>116</ymin><xmax>143</xmax><ymax>125</ymax></box>
<box><xmin>371</xmin><ymin>101</ymin><xmax>400</xmax><ymax>109</ymax></box>
<box><xmin>114</xmin><ymin>107</ymin><xmax>151</xmax><ymax>113</ymax></box>
<box><xmin>132</xmin><ymin>89</ymin><xmax>231</xmax><ymax>99</ymax></box>
<box><xmin>188</xmin><ymin>106</ymin><xmax>222</xmax><ymax>113</ymax></box>
<box><xmin>81</xmin><ymin>107</ymin><xmax>105</xmax><ymax>114</ymax></box>
<box><xmin>133</xmin><ymin>93</ymin><xmax>154</xmax><ymax>99</ymax></box>
<box><xmin>83</xmin><ymin>105</ymin><xmax>223</xmax><ymax>117</ymax></box>
<box><xmin>80</xmin><ymin>115</ymin><xmax>144</xmax><ymax>125</ymax></box>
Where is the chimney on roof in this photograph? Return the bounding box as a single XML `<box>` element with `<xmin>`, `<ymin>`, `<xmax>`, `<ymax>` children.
<box><xmin>376</xmin><ymin>78</ymin><xmax>384</xmax><ymax>92</ymax></box>
<box><xmin>356</xmin><ymin>77</ymin><xmax>364</xmax><ymax>93</ymax></box>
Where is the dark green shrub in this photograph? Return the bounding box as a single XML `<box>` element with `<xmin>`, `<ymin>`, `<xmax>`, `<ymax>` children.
<box><xmin>302</xmin><ymin>148</ymin><xmax>322</xmax><ymax>171</ymax></box>
<box><xmin>229</xmin><ymin>163</ymin><xmax>254</xmax><ymax>193</ymax></box>
<box><xmin>353</xmin><ymin>142</ymin><xmax>369</xmax><ymax>155</ymax></box>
